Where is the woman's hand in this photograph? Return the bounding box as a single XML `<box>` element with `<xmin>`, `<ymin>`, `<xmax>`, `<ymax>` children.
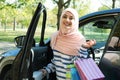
<box><xmin>82</xmin><ymin>39</ymin><xmax>96</xmax><ymax>48</ymax></box>
<box><xmin>40</xmin><ymin>69</ymin><xmax>47</xmax><ymax>77</ymax></box>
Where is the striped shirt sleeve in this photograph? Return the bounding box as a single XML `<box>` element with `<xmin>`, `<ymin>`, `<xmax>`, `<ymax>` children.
<box><xmin>78</xmin><ymin>46</ymin><xmax>88</xmax><ymax>58</ymax></box>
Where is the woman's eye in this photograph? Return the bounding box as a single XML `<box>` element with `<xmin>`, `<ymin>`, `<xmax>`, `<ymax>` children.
<box><xmin>62</xmin><ymin>15</ymin><xmax>74</xmax><ymax>20</ymax></box>
<box><xmin>69</xmin><ymin>17</ymin><xmax>74</xmax><ymax>20</ymax></box>
<box><xmin>63</xmin><ymin>16</ymin><xmax>67</xmax><ymax>19</ymax></box>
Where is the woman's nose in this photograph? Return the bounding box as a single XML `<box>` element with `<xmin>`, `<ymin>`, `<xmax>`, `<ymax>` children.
<box><xmin>66</xmin><ymin>18</ymin><xmax>70</xmax><ymax>22</ymax></box>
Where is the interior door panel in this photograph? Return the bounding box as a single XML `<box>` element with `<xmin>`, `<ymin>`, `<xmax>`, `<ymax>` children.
<box><xmin>32</xmin><ymin>46</ymin><xmax>53</xmax><ymax>71</ymax></box>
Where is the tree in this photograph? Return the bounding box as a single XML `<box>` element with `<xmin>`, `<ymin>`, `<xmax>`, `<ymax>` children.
<box><xmin>0</xmin><ymin>0</ymin><xmax>43</xmax><ymax>31</ymax></box>
<box><xmin>52</xmin><ymin>0</ymin><xmax>72</xmax><ymax>29</ymax></box>
<box><xmin>99</xmin><ymin>0</ymin><xmax>120</xmax><ymax>9</ymax></box>
<box><xmin>112</xmin><ymin>0</ymin><xmax>116</xmax><ymax>8</ymax></box>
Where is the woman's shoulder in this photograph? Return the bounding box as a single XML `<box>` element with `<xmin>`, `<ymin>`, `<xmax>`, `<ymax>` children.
<box><xmin>51</xmin><ymin>31</ymin><xmax>59</xmax><ymax>39</ymax></box>
<box><xmin>77</xmin><ymin>32</ymin><xmax>85</xmax><ymax>38</ymax></box>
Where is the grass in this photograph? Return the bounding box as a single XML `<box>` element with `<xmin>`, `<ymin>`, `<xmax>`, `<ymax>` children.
<box><xmin>0</xmin><ymin>29</ymin><xmax>27</xmax><ymax>42</ymax></box>
<box><xmin>0</xmin><ymin>27</ymin><xmax>57</xmax><ymax>43</ymax></box>
<box><xmin>0</xmin><ymin>27</ymin><xmax>110</xmax><ymax>43</ymax></box>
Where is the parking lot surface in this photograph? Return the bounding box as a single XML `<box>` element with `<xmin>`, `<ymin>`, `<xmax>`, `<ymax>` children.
<box><xmin>0</xmin><ymin>42</ymin><xmax>15</xmax><ymax>53</ymax></box>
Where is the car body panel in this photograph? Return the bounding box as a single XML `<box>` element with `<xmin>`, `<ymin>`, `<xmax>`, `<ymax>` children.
<box><xmin>1</xmin><ymin>49</ymin><xmax>20</xmax><ymax>57</ymax></box>
<box><xmin>79</xmin><ymin>8</ymin><xmax>120</xmax><ymax>28</ymax></box>
<box><xmin>79</xmin><ymin>8</ymin><xmax>120</xmax><ymax>21</ymax></box>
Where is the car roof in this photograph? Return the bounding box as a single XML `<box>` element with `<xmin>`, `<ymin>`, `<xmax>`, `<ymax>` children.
<box><xmin>79</xmin><ymin>8</ymin><xmax>120</xmax><ymax>21</ymax></box>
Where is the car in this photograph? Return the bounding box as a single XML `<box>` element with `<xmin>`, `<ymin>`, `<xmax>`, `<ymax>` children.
<box><xmin>0</xmin><ymin>2</ymin><xmax>120</xmax><ymax>80</ymax></box>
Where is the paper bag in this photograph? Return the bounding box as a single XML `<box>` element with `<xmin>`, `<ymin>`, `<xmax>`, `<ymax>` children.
<box><xmin>71</xmin><ymin>67</ymin><xmax>81</xmax><ymax>80</ymax></box>
<box><xmin>66</xmin><ymin>64</ymin><xmax>81</xmax><ymax>80</ymax></box>
<box><xmin>74</xmin><ymin>58</ymin><xmax>105</xmax><ymax>80</ymax></box>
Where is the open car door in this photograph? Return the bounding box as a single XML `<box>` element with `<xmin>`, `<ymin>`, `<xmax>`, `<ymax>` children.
<box><xmin>99</xmin><ymin>16</ymin><xmax>120</xmax><ymax>80</ymax></box>
<box><xmin>10</xmin><ymin>2</ymin><xmax>55</xmax><ymax>80</ymax></box>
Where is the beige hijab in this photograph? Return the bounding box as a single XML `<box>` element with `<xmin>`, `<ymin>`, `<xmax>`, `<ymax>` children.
<box><xmin>50</xmin><ymin>8</ymin><xmax>86</xmax><ymax>55</ymax></box>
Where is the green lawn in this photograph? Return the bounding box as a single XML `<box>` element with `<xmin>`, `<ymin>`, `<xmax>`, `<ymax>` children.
<box><xmin>0</xmin><ymin>27</ymin><xmax>56</xmax><ymax>43</ymax></box>
<box><xmin>0</xmin><ymin>29</ymin><xmax>27</xmax><ymax>42</ymax></box>
<box><xmin>0</xmin><ymin>28</ymin><xmax>110</xmax><ymax>43</ymax></box>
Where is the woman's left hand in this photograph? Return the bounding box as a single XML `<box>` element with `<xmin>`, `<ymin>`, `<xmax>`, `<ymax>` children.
<box><xmin>82</xmin><ymin>39</ymin><xmax>96</xmax><ymax>48</ymax></box>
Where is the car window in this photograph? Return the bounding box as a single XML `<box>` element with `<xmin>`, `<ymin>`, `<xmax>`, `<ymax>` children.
<box><xmin>79</xmin><ymin>17</ymin><xmax>116</xmax><ymax>63</ymax></box>
<box><xmin>107</xmin><ymin>25</ymin><xmax>120</xmax><ymax>51</ymax></box>
<box><xmin>33</xmin><ymin>13</ymin><xmax>57</xmax><ymax>45</ymax></box>
<box><xmin>108</xmin><ymin>36</ymin><xmax>120</xmax><ymax>51</ymax></box>
<box><xmin>79</xmin><ymin>17</ymin><xmax>114</xmax><ymax>49</ymax></box>
<box><xmin>44</xmin><ymin>25</ymin><xmax>56</xmax><ymax>41</ymax></box>
<box><xmin>34</xmin><ymin>16</ymin><xmax>42</xmax><ymax>43</ymax></box>
<box><xmin>79</xmin><ymin>17</ymin><xmax>115</xmax><ymax>42</ymax></box>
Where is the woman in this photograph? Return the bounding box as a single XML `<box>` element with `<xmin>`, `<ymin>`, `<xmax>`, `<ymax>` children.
<box><xmin>41</xmin><ymin>8</ymin><xmax>96</xmax><ymax>80</ymax></box>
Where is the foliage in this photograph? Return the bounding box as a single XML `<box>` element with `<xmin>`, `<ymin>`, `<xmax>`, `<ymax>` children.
<box><xmin>52</xmin><ymin>0</ymin><xmax>72</xmax><ymax>29</ymax></box>
<box><xmin>99</xmin><ymin>0</ymin><xmax>120</xmax><ymax>9</ymax></box>
<box><xmin>74</xmin><ymin>0</ymin><xmax>91</xmax><ymax>17</ymax></box>
<box><xmin>0</xmin><ymin>0</ymin><xmax>119</xmax><ymax>31</ymax></box>
<box><xmin>0</xmin><ymin>0</ymin><xmax>40</xmax><ymax>30</ymax></box>
<box><xmin>0</xmin><ymin>30</ymin><xmax>27</xmax><ymax>42</ymax></box>
<box><xmin>98</xmin><ymin>6</ymin><xmax>110</xmax><ymax>11</ymax></box>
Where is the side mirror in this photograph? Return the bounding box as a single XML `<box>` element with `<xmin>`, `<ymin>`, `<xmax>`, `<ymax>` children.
<box><xmin>14</xmin><ymin>36</ymin><xmax>26</xmax><ymax>48</ymax></box>
<box><xmin>93</xmin><ymin>21</ymin><xmax>112</xmax><ymax>29</ymax></box>
<box><xmin>14</xmin><ymin>35</ymin><xmax>35</xmax><ymax>48</ymax></box>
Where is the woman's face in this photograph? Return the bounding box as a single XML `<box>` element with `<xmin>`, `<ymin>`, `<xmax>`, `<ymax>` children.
<box><xmin>61</xmin><ymin>11</ymin><xmax>75</xmax><ymax>30</ymax></box>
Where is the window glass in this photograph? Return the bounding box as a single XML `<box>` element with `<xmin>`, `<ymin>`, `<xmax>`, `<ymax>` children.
<box><xmin>108</xmin><ymin>36</ymin><xmax>120</xmax><ymax>51</ymax></box>
<box><xmin>107</xmin><ymin>23</ymin><xmax>120</xmax><ymax>51</ymax></box>
<box><xmin>34</xmin><ymin>13</ymin><xmax>57</xmax><ymax>44</ymax></box>
<box><xmin>34</xmin><ymin>15</ymin><xmax>42</xmax><ymax>43</ymax></box>
<box><xmin>44</xmin><ymin>25</ymin><xmax>56</xmax><ymax>41</ymax></box>
<box><xmin>79</xmin><ymin>17</ymin><xmax>115</xmax><ymax>63</ymax></box>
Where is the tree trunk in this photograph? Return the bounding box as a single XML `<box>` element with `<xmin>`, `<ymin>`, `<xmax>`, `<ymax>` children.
<box><xmin>53</xmin><ymin>0</ymin><xmax>72</xmax><ymax>30</ymax></box>
<box><xmin>13</xmin><ymin>17</ymin><xmax>15</xmax><ymax>31</ymax></box>
<box><xmin>56</xmin><ymin>0</ymin><xmax>64</xmax><ymax>30</ymax></box>
<box><xmin>112</xmin><ymin>0</ymin><xmax>116</xmax><ymax>8</ymax></box>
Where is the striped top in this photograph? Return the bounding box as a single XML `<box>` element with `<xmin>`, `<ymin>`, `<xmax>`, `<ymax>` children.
<box><xmin>45</xmin><ymin>47</ymin><xmax>88</xmax><ymax>80</ymax></box>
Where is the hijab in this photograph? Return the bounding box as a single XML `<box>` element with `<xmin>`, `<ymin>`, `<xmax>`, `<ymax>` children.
<box><xmin>50</xmin><ymin>8</ymin><xmax>86</xmax><ymax>55</ymax></box>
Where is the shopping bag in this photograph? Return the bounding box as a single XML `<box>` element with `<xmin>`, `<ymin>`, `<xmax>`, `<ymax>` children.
<box><xmin>71</xmin><ymin>67</ymin><xmax>81</xmax><ymax>80</ymax></box>
<box><xmin>74</xmin><ymin>58</ymin><xmax>105</xmax><ymax>80</ymax></box>
<box><xmin>66</xmin><ymin>64</ymin><xmax>81</xmax><ymax>80</ymax></box>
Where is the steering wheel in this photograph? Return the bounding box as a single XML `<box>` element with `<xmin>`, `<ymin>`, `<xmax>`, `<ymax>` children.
<box><xmin>87</xmin><ymin>47</ymin><xmax>95</xmax><ymax>60</ymax></box>
<box><xmin>86</xmin><ymin>40</ymin><xmax>95</xmax><ymax>60</ymax></box>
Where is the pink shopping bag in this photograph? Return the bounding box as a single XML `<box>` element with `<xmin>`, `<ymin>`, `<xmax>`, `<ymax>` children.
<box><xmin>74</xmin><ymin>58</ymin><xmax>105</xmax><ymax>80</ymax></box>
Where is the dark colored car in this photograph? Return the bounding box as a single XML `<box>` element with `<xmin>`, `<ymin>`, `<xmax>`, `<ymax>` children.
<box><xmin>0</xmin><ymin>2</ymin><xmax>120</xmax><ymax>80</ymax></box>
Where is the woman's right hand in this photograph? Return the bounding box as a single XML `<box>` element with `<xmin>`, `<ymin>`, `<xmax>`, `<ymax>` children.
<box><xmin>40</xmin><ymin>69</ymin><xmax>47</xmax><ymax>77</ymax></box>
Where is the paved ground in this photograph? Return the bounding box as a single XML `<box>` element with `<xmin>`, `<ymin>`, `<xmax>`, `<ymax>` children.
<box><xmin>0</xmin><ymin>42</ymin><xmax>15</xmax><ymax>53</ymax></box>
